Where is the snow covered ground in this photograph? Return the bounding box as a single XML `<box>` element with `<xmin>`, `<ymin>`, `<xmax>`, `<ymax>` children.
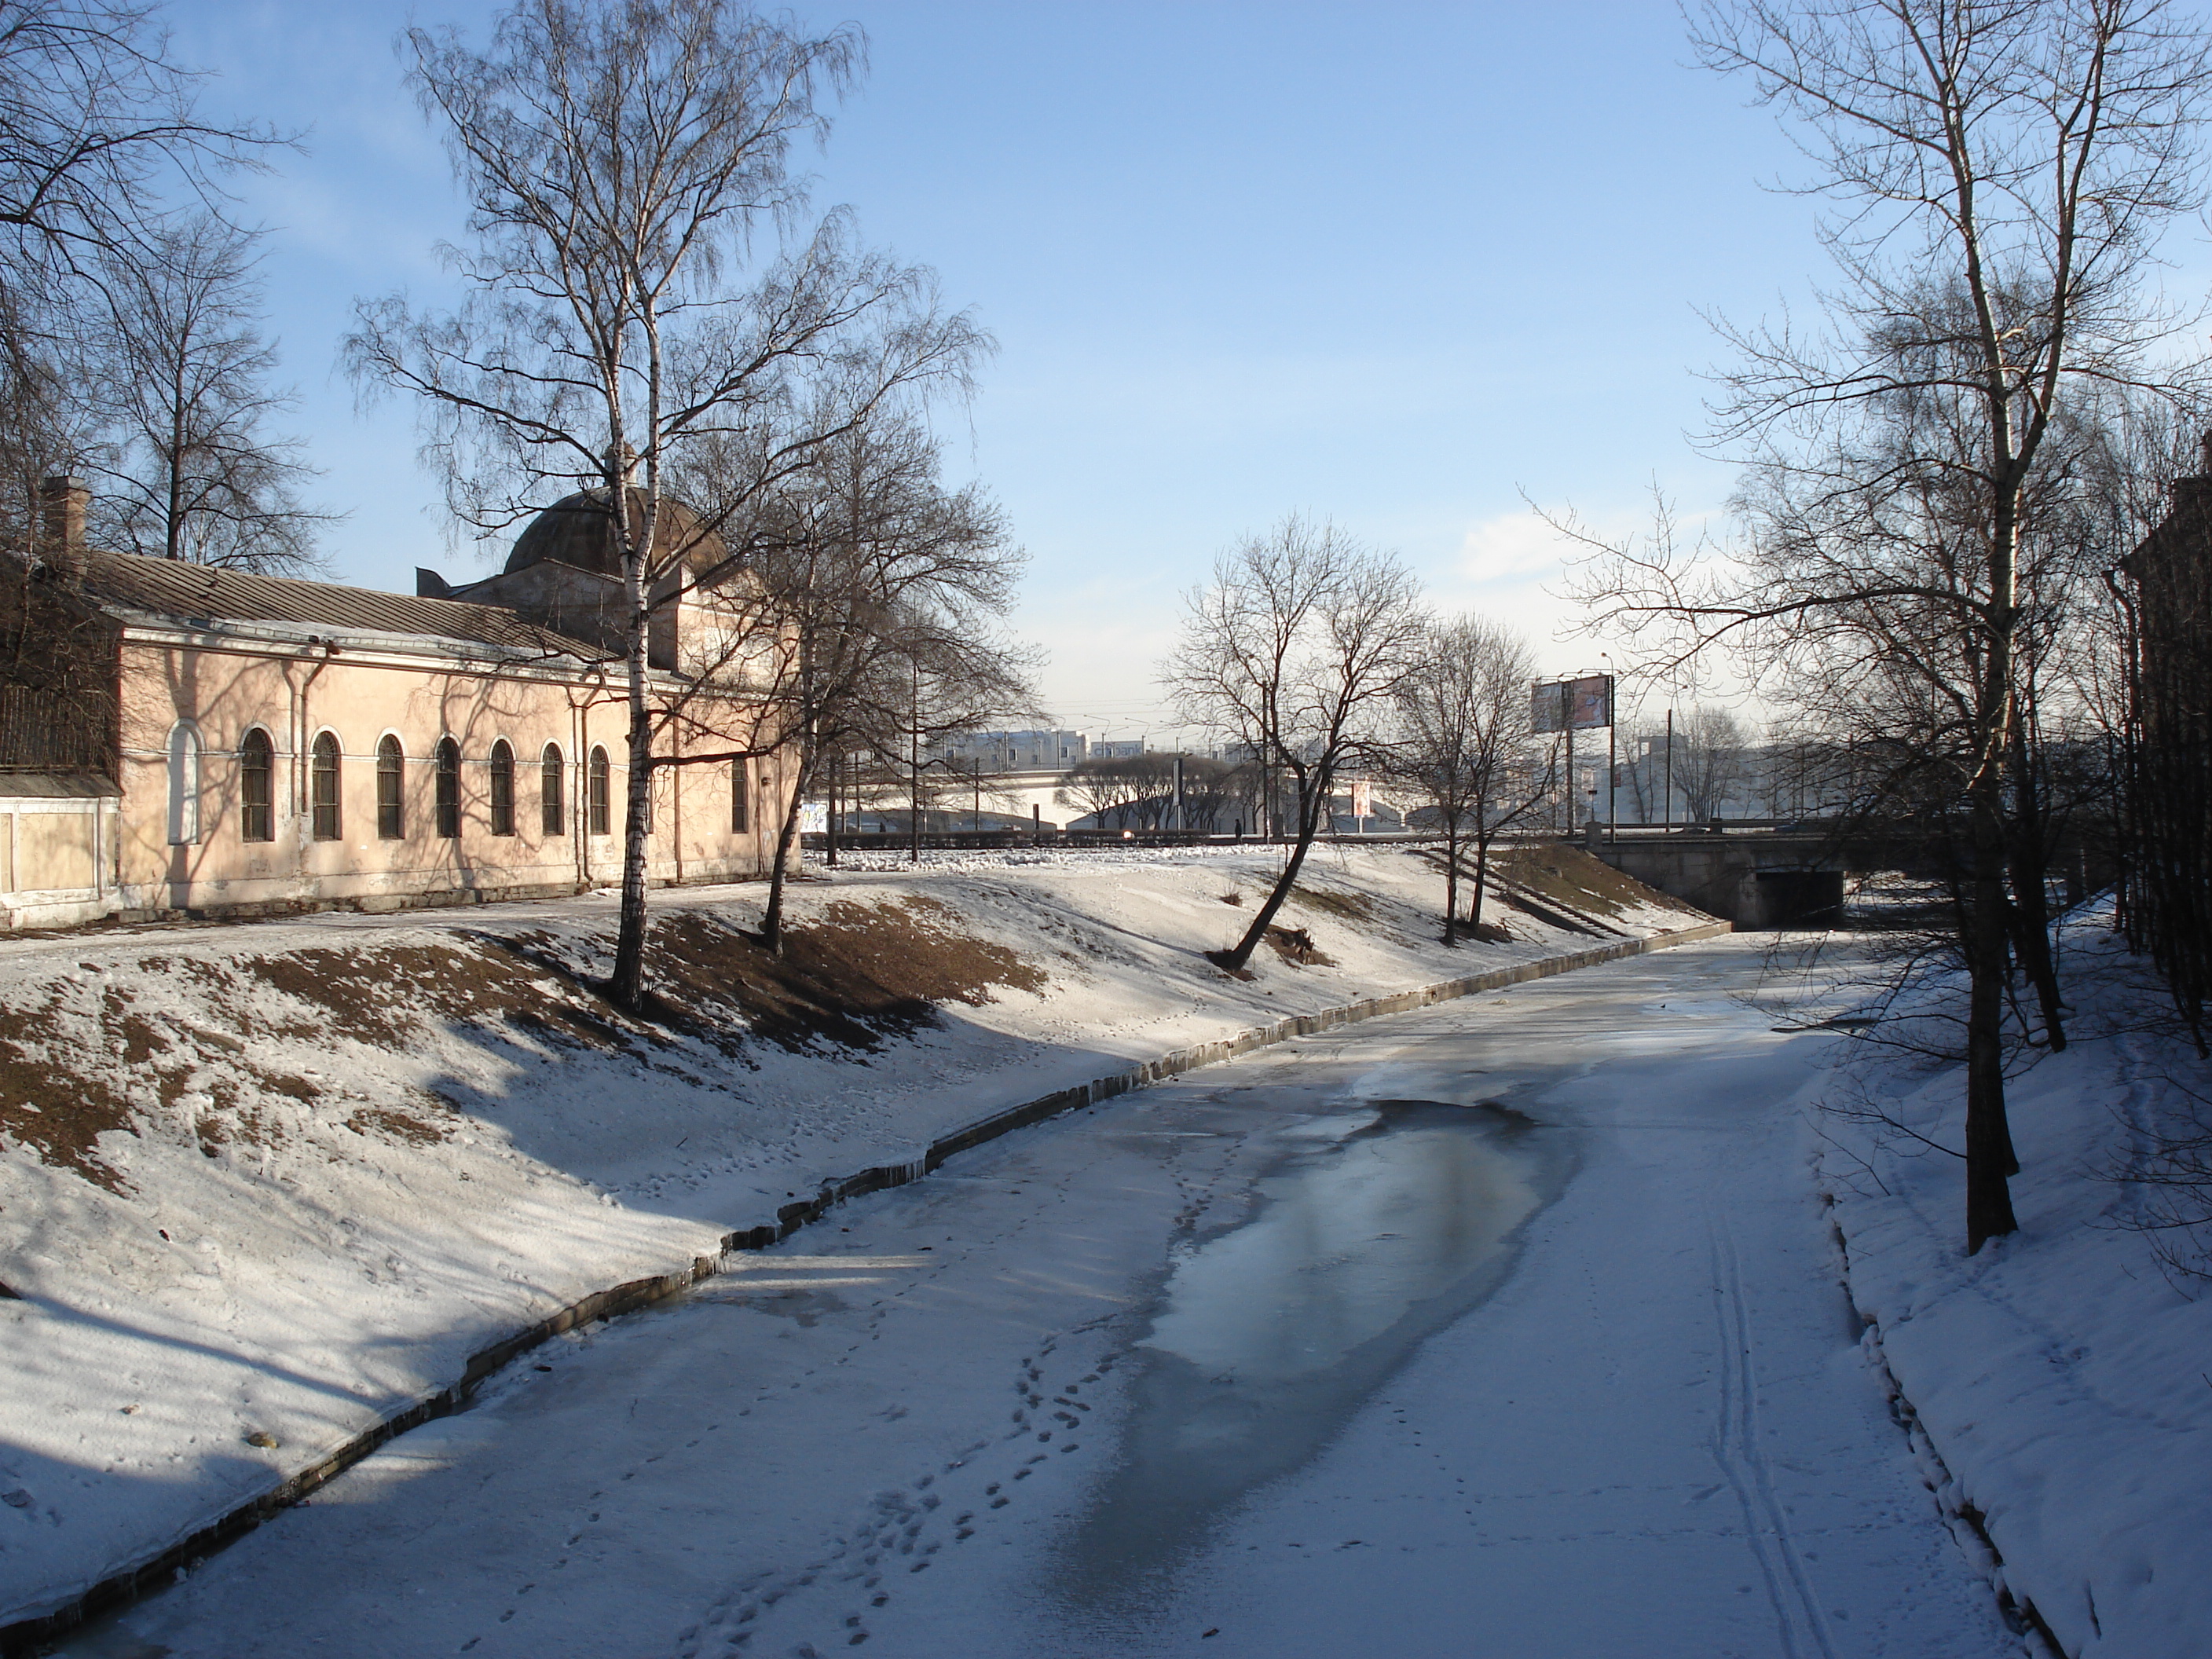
<box><xmin>65</xmin><ymin>936</ymin><xmax>2020</xmax><ymax>1658</ymax></box>
<box><xmin>1810</xmin><ymin>916</ymin><xmax>2212</xmax><ymax>1659</ymax></box>
<box><xmin>0</xmin><ymin>841</ymin><xmax>1702</xmax><ymax>1635</ymax></box>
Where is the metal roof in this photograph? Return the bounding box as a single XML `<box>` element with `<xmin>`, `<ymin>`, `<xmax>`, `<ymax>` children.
<box><xmin>72</xmin><ymin>548</ymin><xmax>614</xmax><ymax>661</ymax></box>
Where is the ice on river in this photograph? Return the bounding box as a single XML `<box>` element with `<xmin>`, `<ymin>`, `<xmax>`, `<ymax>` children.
<box><xmin>75</xmin><ymin>939</ymin><xmax>2021</xmax><ymax>1658</ymax></box>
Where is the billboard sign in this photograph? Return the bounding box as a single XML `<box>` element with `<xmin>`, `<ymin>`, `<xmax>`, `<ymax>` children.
<box><xmin>1533</xmin><ymin>673</ymin><xmax>1613</xmax><ymax>733</ymax></box>
<box><xmin>1533</xmin><ymin>679</ymin><xmax>1569</xmax><ymax>734</ymax></box>
<box><xmin>1569</xmin><ymin>672</ymin><xmax>1613</xmax><ymax>731</ymax></box>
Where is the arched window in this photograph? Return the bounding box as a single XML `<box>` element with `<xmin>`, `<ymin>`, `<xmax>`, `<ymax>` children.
<box><xmin>166</xmin><ymin>722</ymin><xmax>202</xmax><ymax>846</ymax></box>
<box><xmin>588</xmin><ymin>745</ymin><xmax>611</xmax><ymax>836</ymax></box>
<box><xmin>240</xmin><ymin>728</ymin><xmax>274</xmax><ymax>842</ymax></box>
<box><xmin>310</xmin><ymin>732</ymin><xmax>342</xmax><ymax>841</ymax></box>
<box><xmin>435</xmin><ymin>738</ymin><xmax>461</xmax><ymax>839</ymax></box>
<box><xmin>541</xmin><ymin>744</ymin><xmax>566</xmax><ymax>837</ymax></box>
<box><xmin>489</xmin><ymin>739</ymin><xmax>516</xmax><ymax>836</ymax></box>
<box><xmin>731</xmin><ymin>759</ymin><xmax>749</xmax><ymax>834</ymax></box>
<box><xmin>376</xmin><ymin>736</ymin><xmax>405</xmax><ymax>840</ymax></box>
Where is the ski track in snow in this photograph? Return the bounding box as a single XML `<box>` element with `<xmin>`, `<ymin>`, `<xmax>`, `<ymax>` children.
<box><xmin>1707</xmin><ymin>1214</ymin><xmax>1837</xmax><ymax>1659</ymax></box>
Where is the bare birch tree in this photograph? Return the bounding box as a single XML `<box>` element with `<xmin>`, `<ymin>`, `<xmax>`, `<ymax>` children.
<box><xmin>1163</xmin><ymin>515</ymin><xmax>1423</xmax><ymax>972</ymax></box>
<box><xmin>348</xmin><ymin>0</ymin><xmax>985</xmax><ymax>1008</ymax></box>
<box><xmin>1388</xmin><ymin>614</ymin><xmax>1548</xmax><ymax>941</ymax></box>
<box><xmin>1571</xmin><ymin>0</ymin><xmax>2212</xmax><ymax>1251</ymax></box>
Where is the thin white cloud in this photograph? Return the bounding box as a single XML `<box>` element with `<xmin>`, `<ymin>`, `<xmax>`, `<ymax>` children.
<box><xmin>1455</xmin><ymin>507</ymin><xmax>1584</xmax><ymax>584</ymax></box>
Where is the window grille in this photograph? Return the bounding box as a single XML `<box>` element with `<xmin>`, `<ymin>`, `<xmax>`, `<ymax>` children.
<box><xmin>376</xmin><ymin>736</ymin><xmax>404</xmax><ymax>839</ymax></box>
<box><xmin>542</xmin><ymin>744</ymin><xmax>565</xmax><ymax>837</ymax></box>
<box><xmin>240</xmin><ymin>729</ymin><xmax>273</xmax><ymax>842</ymax></box>
<box><xmin>310</xmin><ymin>732</ymin><xmax>342</xmax><ymax>841</ymax></box>
<box><xmin>489</xmin><ymin>739</ymin><xmax>515</xmax><ymax>836</ymax></box>
<box><xmin>435</xmin><ymin>738</ymin><xmax>461</xmax><ymax>839</ymax></box>
<box><xmin>588</xmin><ymin>745</ymin><xmax>610</xmax><ymax>836</ymax></box>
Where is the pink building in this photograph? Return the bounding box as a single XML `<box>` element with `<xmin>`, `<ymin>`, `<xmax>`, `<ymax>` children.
<box><xmin>0</xmin><ymin>480</ymin><xmax>793</xmax><ymax>928</ymax></box>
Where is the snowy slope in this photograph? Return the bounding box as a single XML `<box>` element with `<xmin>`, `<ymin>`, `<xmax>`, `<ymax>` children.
<box><xmin>0</xmin><ymin>841</ymin><xmax>1703</xmax><ymax>1631</ymax></box>
<box><xmin>1814</xmin><ymin>917</ymin><xmax>2212</xmax><ymax>1659</ymax></box>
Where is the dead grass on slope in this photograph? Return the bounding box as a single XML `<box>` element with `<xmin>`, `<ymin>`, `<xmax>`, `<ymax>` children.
<box><xmin>1288</xmin><ymin>883</ymin><xmax>1377</xmax><ymax>925</ymax></box>
<box><xmin>1493</xmin><ymin>843</ymin><xmax>1699</xmax><ymax>918</ymax></box>
<box><xmin>247</xmin><ymin>943</ymin><xmax>580</xmax><ymax>1049</ymax></box>
<box><xmin>640</xmin><ymin>896</ymin><xmax>1050</xmax><ymax>1053</ymax></box>
<box><xmin>0</xmin><ymin>893</ymin><xmax>1067</xmax><ymax>1193</ymax></box>
<box><xmin>0</xmin><ymin>991</ymin><xmax>136</xmax><ymax>1192</ymax></box>
<box><xmin>1264</xmin><ymin>925</ymin><xmax>1336</xmax><ymax>968</ymax></box>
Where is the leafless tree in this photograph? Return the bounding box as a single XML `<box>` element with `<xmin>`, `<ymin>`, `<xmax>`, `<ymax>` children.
<box><xmin>690</xmin><ymin>411</ymin><xmax>1031</xmax><ymax>950</ymax></box>
<box><xmin>1163</xmin><ymin>515</ymin><xmax>1424</xmax><ymax>971</ymax></box>
<box><xmin>1611</xmin><ymin>718</ymin><xmax>1668</xmax><ymax>824</ymax></box>
<box><xmin>0</xmin><ymin>317</ymin><xmax>95</xmax><ymax>555</ymax></box>
<box><xmin>86</xmin><ymin>213</ymin><xmax>332</xmax><ymax>571</ymax></box>
<box><xmin>1058</xmin><ymin>751</ymin><xmax>1254</xmax><ymax>832</ymax></box>
<box><xmin>1175</xmin><ymin>755</ymin><xmax>1252</xmax><ymax>833</ymax></box>
<box><xmin>0</xmin><ymin>2</ymin><xmax>282</xmax><ymax>555</ymax></box>
<box><xmin>934</xmin><ymin>753</ymin><xmax>1017</xmax><ymax>830</ymax></box>
<box><xmin>0</xmin><ymin>2</ymin><xmax>277</xmax><ymax>284</ymax></box>
<box><xmin>1673</xmin><ymin>705</ymin><xmax>1749</xmax><ymax>822</ymax></box>
<box><xmin>1056</xmin><ymin>753</ymin><xmax>1178</xmax><ymax>829</ymax></box>
<box><xmin>1053</xmin><ymin>756</ymin><xmax>1136</xmax><ymax>830</ymax></box>
<box><xmin>1569</xmin><ymin>0</ymin><xmax>2212</xmax><ymax>1251</ymax></box>
<box><xmin>1388</xmin><ymin>614</ymin><xmax>1549</xmax><ymax>941</ymax></box>
<box><xmin>894</xmin><ymin>647</ymin><xmax>1035</xmax><ymax>847</ymax></box>
<box><xmin>349</xmin><ymin>0</ymin><xmax>986</xmax><ymax>1007</ymax></box>
<box><xmin>1762</xmin><ymin>720</ymin><xmax>1845</xmax><ymax>819</ymax></box>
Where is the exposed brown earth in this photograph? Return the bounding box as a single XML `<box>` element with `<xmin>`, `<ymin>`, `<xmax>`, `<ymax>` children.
<box><xmin>0</xmin><ymin>1011</ymin><xmax>137</xmax><ymax>1192</ymax></box>
<box><xmin>629</xmin><ymin>898</ymin><xmax>1051</xmax><ymax>1055</ymax></box>
<box><xmin>0</xmin><ymin>895</ymin><xmax>1062</xmax><ymax>1196</ymax></box>
<box><xmin>1264</xmin><ymin>925</ymin><xmax>1336</xmax><ymax>967</ymax></box>
<box><xmin>1493</xmin><ymin>843</ymin><xmax>1702</xmax><ymax>918</ymax></box>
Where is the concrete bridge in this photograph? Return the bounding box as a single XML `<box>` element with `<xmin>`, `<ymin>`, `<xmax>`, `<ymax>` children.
<box><xmin>1582</xmin><ymin>825</ymin><xmax>1850</xmax><ymax>928</ymax></box>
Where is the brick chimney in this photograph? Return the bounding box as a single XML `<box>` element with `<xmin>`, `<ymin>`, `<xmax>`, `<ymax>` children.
<box><xmin>38</xmin><ymin>475</ymin><xmax>88</xmax><ymax>562</ymax></box>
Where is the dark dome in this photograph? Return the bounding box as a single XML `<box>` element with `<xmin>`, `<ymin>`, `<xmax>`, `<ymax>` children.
<box><xmin>505</xmin><ymin>488</ymin><xmax>729</xmax><ymax>578</ymax></box>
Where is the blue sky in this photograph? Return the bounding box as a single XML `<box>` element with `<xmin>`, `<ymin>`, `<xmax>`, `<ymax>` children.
<box><xmin>154</xmin><ymin>2</ymin><xmax>1989</xmax><ymax>738</ymax></box>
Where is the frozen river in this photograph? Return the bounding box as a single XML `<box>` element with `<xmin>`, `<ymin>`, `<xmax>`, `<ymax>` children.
<box><xmin>75</xmin><ymin>936</ymin><xmax>2021</xmax><ymax>1658</ymax></box>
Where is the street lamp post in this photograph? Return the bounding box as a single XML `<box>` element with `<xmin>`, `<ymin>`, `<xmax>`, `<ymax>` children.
<box><xmin>1600</xmin><ymin>652</ymin><xmax>1617</xmax><ymax>845</ymax></box>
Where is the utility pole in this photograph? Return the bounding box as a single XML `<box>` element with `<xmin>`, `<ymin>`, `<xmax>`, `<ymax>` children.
<box><xmin>1663</xmin><ymin>709</ymin><xmax>1674</xmax><ymax>835</ymax></box>
<box><xmin>1607</xmin><ymin>708</ymin><xmax>1617</xmax><ymax>844</ymax></box>
<box><xmin>909</xmin><ymin>663</ymin><xmax>921</xmax><ymax>866</ymax></box>
<box><xmin>1565</xmin><ymin>721</ymin><xmax>1575</xmax><ymax>835</ymax></box>
<box><xmin>1600</xmin><ymin>658</ymin><xmax>1616</xmax><ymax>844</ymax></box>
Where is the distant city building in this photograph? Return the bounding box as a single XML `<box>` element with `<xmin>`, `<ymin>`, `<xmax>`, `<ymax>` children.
<box><xmin>929</xmin><ymin>730</ymin><xmax>1163</xmax><ymax>770</ymax></box>
<box><xmin>931</xmin><ymin>729</ymin><xmax>1091</xmax><ymax>771</ymax></box>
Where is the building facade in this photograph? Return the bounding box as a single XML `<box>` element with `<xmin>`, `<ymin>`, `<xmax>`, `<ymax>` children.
<box><xmin>0</xmin><ymin>479</ymin><xmax>793</xmax><ymax>928</ymax></box>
